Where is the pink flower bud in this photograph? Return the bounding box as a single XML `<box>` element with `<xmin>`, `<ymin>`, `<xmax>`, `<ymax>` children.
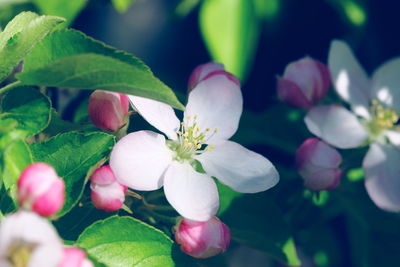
<box><xmin>296</xmin><ymin>138</ymin><xmax>342</xmax><ymax>191</ymax></box>
<box><xmin>17</xmin><ymin>163</ymin><xmax>65</xmax><ymax>217</ymax></box>
<box><xmin>90</xmin><ymin>165</ymin><xmax>127</xmax><ymax>212</ymax></box>
<box><xmin>175</xmin><ymin>216</ymin><xmax>230</xmax><ymax>259</ymax></box>
<box><xmin>188</xmin><ymin>62</ymin><xmax>240</xmax><ymax>91</ymax></box>
<box><xmin>88</xmin><ymin>90</ymin><xmax>130</xmax><ymax>131</ymax></box>
<box><xmin>277</xmin><ymin>57</ymin><xmax>330</xmax><ymax>109</ymax></box>
<box><xmin>58</xmin><ymin>247</ymin><xmax>94</xmax><ymax>267</ymax></box>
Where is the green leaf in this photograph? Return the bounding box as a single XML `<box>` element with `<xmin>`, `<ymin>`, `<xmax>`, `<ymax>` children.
<box><xmin>17</xmin><ymin>29</ymin><xmax>184</xmax><ymax>110</ymax></box>
<box><xmin>199</xmin><ymin>0</ymin><xmax>260</xmax><ymax>81</ymax></box>
<box><xmin>0</xmin><ymin>11</ymin><xmax>65</xmax><ymax>81</ymax></box>
<box><xmin>111</xmin><ymin>0</ymin><xmax>137</xmax><ymax>13</ymax></box>
<box><xmin>232</xmin><ymin>106</ymin><xmax>308</xmax><ymax>154</ymax></box>
<box><xmin>217</xmin><ymin>182</ymin><xmax>301</xmax><ymax>266</ymax></box>
<box><xmin>21</xmin><ymin>29</ymin><xmax>150</xmax><ymax>73</ymax></box>
<box><xmin>32</xmin><ymin>0</ymin><xmax>87</xmax><ymax>25</ymax></box>
<box><xmin>0</xmin><ymin>86</ymin><xmax>51</xmax><ymax>137</ymax></box>
<box><xmin>43</xmin><ymin>108</ymin><xmax>96</xmax><ymax>137</ymax></box>
<box><xmin>2</xmin><ymin>140</ymin><xmax>32</xmax><ymax>193</ymax></box>
<box><xmin>30</xmin><ymin>132</ymin><xmax>115</xmax><ymax>217</ymax></box>
<box><xmin>77</xmin><ymin>216</ymin><xmax>179</xmax><ymax>267</ymax></box>
<box><xmin>334</xmin><ymin>183</ymin><xmax>400</xmax><ymax>266</ymax></box>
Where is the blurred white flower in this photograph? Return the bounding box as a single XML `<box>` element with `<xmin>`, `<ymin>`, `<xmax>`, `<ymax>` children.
<box><xmin>0</xmin><ymin>211</ymin><xmax>63</xmax><ymax>267</ymax></box>
<box><xmin>304</xmin><ymin>40</ymin><xmax>400</xmax><ymax>211</ymax></box>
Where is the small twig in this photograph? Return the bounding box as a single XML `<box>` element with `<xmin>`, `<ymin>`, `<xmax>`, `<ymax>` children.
<box><xmin>126</xmin><ymin>189</ymin><xmax>143</xmax><ymax>200</ymax></box>
<box><xmin>0</xmin><ymin>81</ymin><xmax>21</xmax><ymax>94</ymax></box>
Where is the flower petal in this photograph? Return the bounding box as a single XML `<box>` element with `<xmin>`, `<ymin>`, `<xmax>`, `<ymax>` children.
<box><xmin>163</xmin><ymin>162</ymin><xmax>219</xmax><ymax>221</ymax></box>
<box><xmin>196</xmin><ymin>141</ymin><xmax>279</xmax><ymax>193</ymax></box>
<box><xmin>302</xmin><ymin>168</ymin><xmax>341</xmax><ymax>191</ymax></box>
<box><xmin>363</xmin><ymin>142</ymin><xmax>400</xmax><ymax>212</ymax></box>
<box><xmin>129</xmin><ymin>95</ymin><xmax>180</xmax><ymax>140</ymax></box>
<box><xmin>188</xmin><ymin>62</ymin><xmax>225</xmax><ymax>90</ymax></box>
<box><xmin>277</xmin><ymin>78</ymin><xmax>314</xmax><ymax>109</ymax></box>
<box><xmin>385</xmin><ymin>130</ymin><xmax>400</xmax><ymax>146</ymax></box>
<box><xmin>328</xmin><ymin>40</ymin><xmax>371</xmax><ymax>118</ymax></box>
<box><xmin>296</xmin><ymin>138</ymin><xmax>342</xmax><ymax>169</ymax></box>
<box><xmin>304</xmin><ymin>105</ymin><xmax>369</xmax><ymax>149</ymax></box>
<box><xmin>29</xmin><ymin>245</ymin><xmax>63</xmax><ymax>267</ymax></box>
<box><xmin>184</xmin><ymin>74</ymin><xmax>243</xmax><ymax>144</ymax></box>
<box><xmin>110</xmin><ymin>130</ymin><xmax>173</xmax><ymax>191</ymax></box>
<box><xmin>371</xmin><ymin>58</ymin><xmax>400</xmax><ymax>113</ymax></box>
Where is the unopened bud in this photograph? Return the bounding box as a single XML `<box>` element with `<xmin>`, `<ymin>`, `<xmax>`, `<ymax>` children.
<box><xmin>296</xmin><ymin>138</ymin><xmax>342</xmax><ymax>191</ymax></box>
<box><xmin>90</xmin><ymin>165</ymin><xmax>127</xmax><ymax>212</ymax></box>
<box><xmin>188</xmin><ymin>62</ymin><xmax>240</xmax><ymax>91</ymax></box>
<box><xmin>58</xmin><ymin>247</ymin><xmax>94</xmax><ymax>267</ymax></box>
<box><xmin>88</xmin><ymin>90</ymin><xmax>129</xmax><ymax>131</ymax></box>
<box><xmin>175</xmin><ymin>216</ymin><xmax>230</xmax><ymax>259</ymax></box>
<box><xmin>277</xmin><ymin>57</ymin><xmax>330</xmax><ymax>109</ymax></box>
<box><xmin>17</xmin><ymin>163</ymin><xmax>65</xmax><ymax>217</ymax></box>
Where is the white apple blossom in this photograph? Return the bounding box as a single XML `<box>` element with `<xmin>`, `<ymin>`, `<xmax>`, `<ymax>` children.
<box><xmin>304</xmin><ymin>40</ymin><xmax>400</xmax><ymax>211</ymax></box>
<box><xmin>110</xmin><ymin>71</ymin><xmax>279</xmax><ymax>221</ymax></box>
<box><xmin>0</xmin><ymin>211</ymin><xmax>63</xmax><ymax>267</ymax></box>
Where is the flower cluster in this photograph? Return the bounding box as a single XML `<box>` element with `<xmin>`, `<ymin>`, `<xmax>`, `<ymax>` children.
<box><xmin>0</xmin><ymin>163</ymin><xmax>93</xmax><ymax>267</ymax></box>
<box><xmin>280</xmin><ymin>40</ymin><xmax>400</xmax><ymax>212</ymax></box>
<box><xmin>84</xmin><ymin>62</ymin><xmax>280</xmax><ymax>258</ymax></box>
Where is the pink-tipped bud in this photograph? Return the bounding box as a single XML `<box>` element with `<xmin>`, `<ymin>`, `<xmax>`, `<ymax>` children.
<box><xmin>296</xmin><ymin>138</ymin><xmax>342</xmax><ymax>191</ymax></box>
<box><xmin>175</xmin><ymin>216</ymin><xmax>230</xmax><ymax>259</ymax></box>
<box><xmin>88</xmin><ymin>90</ymin><xmax>130</xmax><ymax>131</ymax></box>
<box><xmin>277</xmin><ymin>57</ymin><xmax>330</xmax><ymax>109</ymax></box>
<box><xmin>188</xmin><ymin>62</ymin><xmax>240</xmax><ymax>91</ymax></box>
<box><xmin>58</xmin><ymin>247</ymin><xmax>94</xmax><ymax>267</ymax></box>
<box><xmin>17</xmin><ymin>163</ymin><xmax>65</xmax><ymax>217</ymax></box>
<box><xmin>90</xmin><ymin>165</ymin><xmax>127</xmax><ymax>212</ymax></box>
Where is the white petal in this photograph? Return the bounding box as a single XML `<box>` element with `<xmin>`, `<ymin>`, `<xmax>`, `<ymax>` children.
<box><xmin>304</xmin><ymin>105</ymin><xmax>369</xmax><ymax>149</ymax></box>
<box><xmin>110</xmin><ymin>130</ymin><xmax>173</xmax><ymax>191</ymax></box>
<box><xmin>371</xmin><ymin>57</ymin><xmax>400</xmax><ymax>113</ymax></box>
<box><xmin>196</xmin><ymin>141</ymin><xmax>279</xmax><ymax>193</ymax></box>
<box><xmin>385</xmin><ymin>130</ymin><xmax>400</xmax><ymax>146</ymax></box>
<box><xmin>163</xmin><ymin>162</ymin><xmax>219</xmax><ymax>221</ymax></box>
<box><xmin>328</xmin><ymin>40</ymin><xmax>371</xmax><ymax>118</ymax></box>
<box><xmin>0</xmin><ymin>211</ymin><xmax>62</xmax><ymax>267</ymax></box>
<box><xmin>129</xmin><ymin>95</ymin><xmax>180</xmax><ymax>140</ymax></box>
<box><xmin>29</xmin><ymin>245</ymin><xmax>63</xmax><ymax>267</ymax></box>
<box><xmin>363</xmin><ymin>143</ymin><xmax>400</xmax><ymax>212</ymax></box>
<box><xmin>184</xmin><ymin>74</ymin><xmax>243</xmax><ymax>143</ymax></box>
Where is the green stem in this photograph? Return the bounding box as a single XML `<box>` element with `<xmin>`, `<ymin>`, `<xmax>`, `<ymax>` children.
<box><xmin>0</xmin><ymin>81</ymin><xmax>21</xmax><ymax>94</ymax></box>
<box><xmin>143</xmin><ymin>209</ymin><xmax>178</xmax><ymax>225</ymax></box>
<box><xmin>146</xmin><ymin>190</ymin><xmax>165</xmax><ymax>202</ymax></box>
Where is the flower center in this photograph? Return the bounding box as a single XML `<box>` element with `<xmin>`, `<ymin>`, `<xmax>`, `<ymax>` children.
<box><xmin>167</xmin><ymin>115</ymin><xmax>217</xmax><ymax>162</ymax></box>
<box><xmin>7</xmin><ymin>244</ymin><xmax>34</xmax><ymax>267</ymax></box>
<box><xmin>368</xmin><ymin>100</ymin><xmax>399</xmax><ymax>136</ymax></box>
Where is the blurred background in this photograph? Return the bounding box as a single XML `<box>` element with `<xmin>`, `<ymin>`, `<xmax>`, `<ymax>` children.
<box><xmin>2</xmin><ymin>0</ymin><xmax>400</xmax><ymax>266</ymax></box>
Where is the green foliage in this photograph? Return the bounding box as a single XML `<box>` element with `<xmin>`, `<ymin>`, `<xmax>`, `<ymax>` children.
<box><xmin>77</xmin><ymin>216</ymin><xmax>187</xmax><ymax>267</ymax></box>
<box><xmin>199</xmin><ymin>0</ymin><xmax>260</xmax><ymax>81</ymax></box>
<box><xmin>32</xmin><ymin>0</ymin><xmax>87</xmax><ymax>25</ymax></box>
<box><xmin>17</xmin><ymin>29</ymin><xmax>184</xmax><ymax>110</ymax></box>
<box><xmin>217</xmin><ymin>181</ymin><xmax>301</xmax><ymax>266</ymax></box>
<box><xmin>335</xmin><ymin>183</ymin><xmax>400</xmax><ymax>267</ymax></box>
<box><xmin>111</xmin><ymin>0</ymin><xmax>137</xmax><ymax>13</ymax></box>
<box><xmin>0</xmin><ymin>11</ymin><xmax>64</xmax><ymax>81</ymax></box>
<box><xmin>234</xmin><ymin>105</ymin><xmax>308</xmax><ymax>154</ymax></box>
<box><xmin>30</xmin><ymin>132</ymin><xmax>115</xmax><ymax>217</ymax></box>
<box><xmin>2</xmin><ymin>140</ymin><xmax>32</xmax><ymax>194</ymax></box>
<box><xmin>0</xmin><ymin>86</ymin><xmax>51</xmax><ymax>137</ymax></box>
